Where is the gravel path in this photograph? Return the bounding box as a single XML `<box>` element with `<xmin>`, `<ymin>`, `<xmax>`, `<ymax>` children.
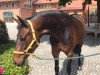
<box><xmin>28</xmin><ymin>35</ymin><xmax>100</xmax><ymax>75</ymax></box>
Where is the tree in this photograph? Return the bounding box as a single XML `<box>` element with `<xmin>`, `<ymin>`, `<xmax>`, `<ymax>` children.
<box><xmin>58</xmin><ymin>0</ymin><xmax>72</xmax><ymax>6</ymax></box>
<box><xmin>0</xmin><ymin>20</ymin><xmax>9</xmax><ymax>43</ymax></box>
<box><xmin>58</xmin><ymin>0</ymin><xmax>100</xmax><ymax>23</ymax></box>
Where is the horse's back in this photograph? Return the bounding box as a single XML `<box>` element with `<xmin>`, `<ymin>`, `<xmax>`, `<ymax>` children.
<box><xmin>69</xmin><ymin>14</ymin><xmax>86</xmax><ymax>45</ymax></box>
<box><xmin>72</xmin><ymin>14</ymin><xmax>86</xmax><ymax>30</ymax></box>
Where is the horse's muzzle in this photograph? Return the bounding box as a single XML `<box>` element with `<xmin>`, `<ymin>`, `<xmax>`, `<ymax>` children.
<box><xmin>13</xmin><ymin>54</ymin><xmax>27</xmax><ymax>66</ymax></box>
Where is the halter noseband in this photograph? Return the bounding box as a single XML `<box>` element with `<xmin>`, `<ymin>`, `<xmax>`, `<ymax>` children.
<box><xmin>13</xmin><ymin>20</ymin><xmax>39</xmax><ymax>55</ymax></box>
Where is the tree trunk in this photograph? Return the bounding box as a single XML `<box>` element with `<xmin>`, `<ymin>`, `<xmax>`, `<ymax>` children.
<box><xmin>97</xmin><ymin>0</ymin><xmax>100</xmax><ymax>23</ymax></box>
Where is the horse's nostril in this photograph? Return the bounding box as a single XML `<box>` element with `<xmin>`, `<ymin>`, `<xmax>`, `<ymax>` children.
<box><xmin>14</xmin><ymin>61</ymin><xmax>17</xmax><ymax>65</ymax></box>
<box><xmin>13</xmin><ymin>61</ymin><xmax>22</xmax><ymax>66</ymax></box>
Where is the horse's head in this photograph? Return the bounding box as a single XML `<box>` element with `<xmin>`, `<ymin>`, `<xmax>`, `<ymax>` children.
<box><xmin>12</xmin><ymin>16</ymin><xmax>40</xmax><ymax>66</ymax></box>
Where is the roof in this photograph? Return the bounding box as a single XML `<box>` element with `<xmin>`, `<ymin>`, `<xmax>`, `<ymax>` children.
<box><xmin>0</xmin><ymin>0</ymin><xmax>19</xmax><ymax>2</ymax></box>
<box><xmin>0</xmin><ymin>0</ymin><xmax>39</xmax><ymax>3</ymax></box>
<box><xmin>57</xmin><ymin>0</ymin><xmax>83</xmax><ymax>10</ymax></box>
<box><xmin>59</xmin><ymin>7</ymin><xmax>83</xmax><ymax>11</ymax></box>
<box><xmin>0</xmin><ymin>0</ymin><xmax>37</xmax><ymax>2</ymax></box>
<box><xmin>66</xmin><ymin>1</ymin><xmax>83</xmax><ymax>9</ymax></box>
<box><xmin>34</xmin><ymin>0</ymin><xmax>58</xmax><ymax>4</ymax></box>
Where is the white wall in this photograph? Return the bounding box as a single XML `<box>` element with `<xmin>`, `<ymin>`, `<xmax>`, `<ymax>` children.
<box><xmin>6</xmin><ymin>22</ymin><xmax>18</xmax><ymax>40</ymax></box>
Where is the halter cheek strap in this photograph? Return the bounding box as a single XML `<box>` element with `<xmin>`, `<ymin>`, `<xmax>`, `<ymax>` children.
<box><xmin>13</xmin><ymin>20</ymin><xmax>39</xmax><ymax>55</ymax></box>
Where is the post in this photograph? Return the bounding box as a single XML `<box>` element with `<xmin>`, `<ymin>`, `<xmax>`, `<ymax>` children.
<box><xmin>88</xmin><ymin>5</ymin><xmax>90</xmax><ymax>27</ymax></box>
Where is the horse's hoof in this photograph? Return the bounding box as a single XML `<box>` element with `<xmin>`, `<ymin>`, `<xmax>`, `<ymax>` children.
<box><xmin>55</xmin><ymin>72</ymin><xmax>59</xmax><ymax>75</ymax></box>
<box><xmin>78</xmin><ymin>67</ymin><xmax>82</xmax><ymax>71</ymax></box>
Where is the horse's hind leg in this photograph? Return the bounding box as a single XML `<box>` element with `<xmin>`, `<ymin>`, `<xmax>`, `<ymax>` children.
<box><xmin>73</xmin><ymin>44</ymin><xmax>83</xmax><ymax>70</ymax></box>
<box><xmin>65</xmin><ymin>50</ymin><xmax>73</xmax><ymax>75</ymax></box>
<box><xmin>50</xmin><ymin>36</ymin><xmax>60</xmax><ymax>75</ymax></box>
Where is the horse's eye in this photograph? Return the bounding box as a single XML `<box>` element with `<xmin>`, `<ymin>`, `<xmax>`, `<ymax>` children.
<box><xmin>20</xmin><ymin>38</ymin><xmax>26</xmax><ymax>41</ymax></box>
<box><xmin>27</xmin><ymin>32</ymin><xmax>31</xmax><ymax>35</ymax></box>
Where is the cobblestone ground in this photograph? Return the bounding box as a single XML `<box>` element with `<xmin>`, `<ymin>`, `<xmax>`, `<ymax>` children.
<box><xmin>28</xmin><ymin>35</ymin><xmax>100</xmax><ymax>75</ymax></box>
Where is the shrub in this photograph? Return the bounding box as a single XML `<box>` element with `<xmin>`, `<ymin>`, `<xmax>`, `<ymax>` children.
<box><xmin>0</xmin><ymin>41</ymin><xmax>29</xmax><ymax>75</ymax></box>
<box><xmin>0</xmin><ymin>20</ymin><xmax>9</xmax><ymax>43</ymax></box>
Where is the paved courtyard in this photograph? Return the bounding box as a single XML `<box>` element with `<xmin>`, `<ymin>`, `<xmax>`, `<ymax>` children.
<box><xmin>28</xmin><ymin>35</ymin><xmax>100</xmax><ymax>75</ymax></box>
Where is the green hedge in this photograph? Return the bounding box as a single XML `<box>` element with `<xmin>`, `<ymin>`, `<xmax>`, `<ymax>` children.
<box><xmin>0</xmin><ymin>41</ymin><xmax>29</xmax><ymax>75</ymax></box>
<box><xmin>0</xmin><ymin>20</ymin><xmax>9</xmax><ymax>43</ymax></box>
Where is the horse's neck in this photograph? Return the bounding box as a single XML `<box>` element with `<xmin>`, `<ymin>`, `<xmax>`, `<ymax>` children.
<box><xmin>34</xmin><ymin>16</ymin><xmax>70</xmax><ymax>42</ymax></box>
<box><xmin>40</xmin><ymin>25</ymin><xmax>69</xmax><ymax>43</ymax></box>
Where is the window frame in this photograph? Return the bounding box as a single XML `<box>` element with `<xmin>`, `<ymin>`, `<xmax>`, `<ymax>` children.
<box><xmin>5</xmin><ymin>3</ymin><xmax>9</xmax><ymax>8</ymax></box>
<box><xmin>0</xmin><ymin>3</ymin><xmax>2</xmax><ymax>8</ymax></box>
<box><xmin>3</xmin><ymin>12</ymin><xmax>14</xmax><ymax>23</ymax></box>
<box><xmin>11</xmin><ymin>2</ymin><xmax>15</xmax><ymax>8</ymax></box>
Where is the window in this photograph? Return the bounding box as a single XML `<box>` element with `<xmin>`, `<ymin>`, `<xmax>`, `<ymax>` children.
<box><xmin>74</xmin><ymin>11</ymin><xmax>78</xmax><ymax>15</ymax></box>
<box><xmin>11</xmin><ymin>2</ymin><xmax>15</xmax><ymax>7</ymax></box>
<box><xmin>37</xmin><ymin>4</ymin><xmax>50</xmax><ymax>9</ymax></box>
<box><xmin>47</xmin><ymin>0</ymin><xmax>52</xmax><ymax>1</ymax></box>
<box><xmin>3</xmin><ymin>12</ymin><xmax>14</xmax><ymax>22</ymax></box>
<box><xmin>0</xmin><ymin>3</ymin><xmax>2</xmax><ymax>8</ymax></box>
<box><xmin>90</xmin><ymin>8</ymin><xmax>97</xmax><ymax>16</ymax></box>
<box><xmin>5</xmin><ymin>3</ymin><xmax>8</xmax><ymax>8</ymax></box>
<box><xmin>24</xmin><ymin>0</ymin><xmax>32</xmax><ymax>8</ymax></box>
<box><xmin>24</xmin><ymin>4</ymin><xmax>32</xmax><ymax>8</ymax></box>
<box><xmin>66</xmin><ymin>12</ymin><xmax>69</xmax><ymax>15</ymax></box>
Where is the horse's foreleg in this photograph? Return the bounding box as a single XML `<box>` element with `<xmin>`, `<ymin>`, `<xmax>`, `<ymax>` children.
<box><xmin>52</xmin><ymin>49</ymin><xmax>60</xmax><ymax>75</ymax></box>
<box><xmin>50</xmin><ymin>36</ymin><xmax>60</xmax><ymax>75</ymax></box>
<box><xmin>65</xmin><ymin>51</ymin><xmax>73</xmax><ymax>75</ymax></box>
<box><xmin>55</xmin><ymin>59</ymin><xmax>59</xmax><ymax>75</ymax></box>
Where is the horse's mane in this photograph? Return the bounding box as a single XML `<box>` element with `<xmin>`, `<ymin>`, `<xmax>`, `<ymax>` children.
<box><xmin>26</xmin><ymin>10</ymin><xmax>70</xmax><ymax>20</ymax></box>
<box><xmin>25</xmin><ymin>10</ymin><xmax>74</xmax><ymax>33</ymax></box>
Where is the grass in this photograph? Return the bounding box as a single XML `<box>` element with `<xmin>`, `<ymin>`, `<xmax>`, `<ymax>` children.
<box><xmin>0</xmin><ymin>41</ymin><xmax>29</xmax><ymax>75</ymax></box>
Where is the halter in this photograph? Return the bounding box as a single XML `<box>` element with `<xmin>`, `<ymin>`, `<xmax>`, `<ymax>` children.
<box><xmin>13</xmin><ymin>20</ymin><xmax>39</xmax><ymax>55</ymax></box>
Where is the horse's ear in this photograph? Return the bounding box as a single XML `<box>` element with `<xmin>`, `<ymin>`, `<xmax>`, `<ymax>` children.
<box><xmin>17</xmin><ymin>16</ymin><xmax>28</xmax><ymax>28</ymax></box>
<box><xmin>17</xmin><ymin>16</ymin><xmax>24</xmax><ymax>23</ymax></box>
<box><xmin>12</xmin><ymin>17</ymin><xmax>19</xmax><ymax>23</ymax></box>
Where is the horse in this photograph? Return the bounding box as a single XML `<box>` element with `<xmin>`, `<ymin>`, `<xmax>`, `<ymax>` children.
<box><xmin>12</xmin><ymin>10</ymin><xmax>86</xmax><ymax>75</ymax></box>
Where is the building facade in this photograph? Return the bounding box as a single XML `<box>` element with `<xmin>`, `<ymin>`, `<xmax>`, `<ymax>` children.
<box><xmin>0</xmin><ymin>0</ymin><xmax>36</xmax><ymax>22</ymax></box>
<box><xmin>0</xmin><ymin>0</ymin><xmax>97</xmax><ymax>23</ymax></box>
<box><xmin>33</xmin><ymin>0</ymin><xmax>58</xmax><ymax>12</ymax></box>
<box><xmin>33</xmin><ymin>0</ymin><xmax>84</xmax><ymax>14</ymax></box>
<box><xmin>33</xmin><ymin>0</ymin><xmax>97</xmax><ymax>23</ymax></box>
<box><xmin>33</xmin><ymin>0</ymin><xmax>86</xmax><ymax>22</ymax></box>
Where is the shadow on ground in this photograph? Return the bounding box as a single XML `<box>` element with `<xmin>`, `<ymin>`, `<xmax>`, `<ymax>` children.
<box><xmin>59</xmin><ymin>54</ymin><xmax>84</xmax><ymax>75</ymax></box>
<box><xmin>40</xmin><ymin>34</ymin><xmax>100</xmax><ymax>47</ymax></box>
<box><xmin>84</xmin><ymin>34</ymin><xmax>100</xmax><ymax>46</ymax></box>
<box><xmin>40</xmin><ymin>35</ymin><xmax>50</xmax><ymax>44</ymax></box>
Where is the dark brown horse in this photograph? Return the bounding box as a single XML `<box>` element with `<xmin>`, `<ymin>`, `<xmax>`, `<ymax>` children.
<box><xmin>13</xmin><ymin>10</ymin><xmax>86</xmax><ymax>75</ymax></box>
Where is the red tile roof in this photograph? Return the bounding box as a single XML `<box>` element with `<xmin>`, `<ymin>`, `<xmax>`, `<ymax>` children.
<box><xmin>34</xmin><ymin>0</ymin><xmax>58</xmax><ymax>4</ymax></box>
<box><xmin>66</xmin><ymin>0</ymin><xmax>83</xmax><ymax>9</ymax></box>
<box><xmin>0</xmin><ymin>0</ymin><xmax>19</xmax><ymax>2</ymax></box>
<box><xmin>34</xmin><ymin>0</ymin><xmax>83</xmax><ymax>9</ymax></box>
<box><xmin>0</xmin><ymin>0</ymin><xmax>39</xmax><ymax>3</ymax></box>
